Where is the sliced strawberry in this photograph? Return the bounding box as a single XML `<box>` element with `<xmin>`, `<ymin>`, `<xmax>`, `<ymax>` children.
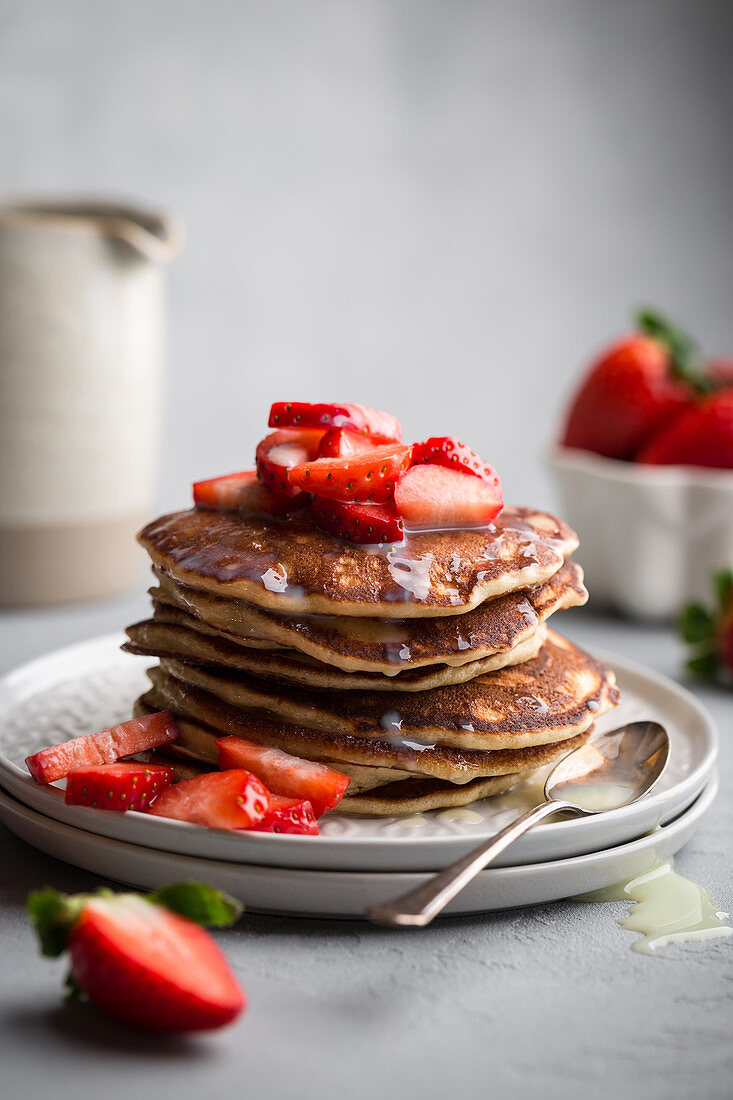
<box><xmin>27</xmin><ymin>883</ymin><xmax>245</xmax><ymax>1032</ymax></box>
<box><xmin>637</xmin><ymin>389</ymin><xmax>733</xmax><ymax>468</ymax></box>
<box><xmin>251</xmin><ymin>794</ymin><xmax>319</xmax><ymax>835</ymax></box>
<box><xmin>217</xmin><ymin>736</ymin><xmax>349</xmax><ymax>818</ymax></box>
<box><xmin>193</xmin><ymin>469</ymin><xmax>295</xmax><ymax>515</ymax></box>
<box><xmin>317</xmin><ymin>427</ymin><xmax>377</xmax><ymax>459</ymax></box>
<box><xmin>269</xmin><ymin>402</ymin><xmax>402</xmax><ymax>444</ymax></box>
<box><xmin>65</xmin><ymin>762</ymin><xmax>174</xmax><ymax>811</ymax></box>
<box><xmin>288</xmin><ymin>443</ymin><xmax>411</xmax><ymax>503</ymax></box>
<box><xmin>255</xmin><ymin>428</ymin><xmax>324</xmax><ymax>499</ymax></box>
<box><xmin>411</xmin><ymin>436</ymin><xmax>501</xmax><ymax>486</ymax></box>
<box><xmin>394</xmin><ymin>464</ymin><xmax>503</xmax><ymax>531</ymax></box>
<box><xmin>309</xmin><ymin>495</ymin><xmax>404</xmax><ymax>545</ymax></box>
<box><xmin>145</xmin><ymin>769</ymin><xmax>269</xmax><ymax>830</ymax></box>
<box><xmin>26</xmin><ymin>712</ymin><xmax>179</xmax><ymax>785</ymax></box>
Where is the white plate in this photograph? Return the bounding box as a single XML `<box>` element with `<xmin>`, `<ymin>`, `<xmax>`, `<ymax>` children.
<box><xmin>0</xmin><ymin>633</ymin><xmax>717</xmax><ymax>871</ymax></box>
<box><xmin>0</xmin><ymin>775</ymin><xmax>719</xmax><ymax>918</ymax></box>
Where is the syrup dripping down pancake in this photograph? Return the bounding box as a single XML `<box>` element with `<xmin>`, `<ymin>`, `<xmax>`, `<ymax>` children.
<box><xmin>138</xmin><ymin>506</ymin><xmax>578</xmax><ymax>618</ymax></box>
<box><xmin>124</xmin><ymin>617</ymin><xmax>547</xmax><ymax>691</ymax></box>
<box><xmin>146</xmin><ymin>559</ymin><xmax>587</xmax><ymax>675</ymax></box>
<box><xmin>134</xmin><ymin>683</ymin><xmax>592</xmax><ymax>787</ymax></box>
<box><xmin>152</xmin><ymin>630</ymin><xmax>618</xmax><ymax>751</ymax></box>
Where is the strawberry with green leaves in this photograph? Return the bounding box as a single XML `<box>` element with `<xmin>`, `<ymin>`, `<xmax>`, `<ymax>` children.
<box><xmin>561</xmin><ymin>308</ymin><xmax>705</xmax><ymax>460</ymax></box>
<box><xmin>679</xmin><ymin>569</ymin><xmax>733</xmax><ymax>681</ymax></box>
<box><xmin>27</xmin><ymin>882</ymin><xmax>245</xmax><ymax>1032</ymax></box>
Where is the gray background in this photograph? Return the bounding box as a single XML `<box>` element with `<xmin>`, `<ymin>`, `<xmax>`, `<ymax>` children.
<box><xmin>1</xmin><ymin>3</ymin><xmax>732</xmax><ymax>1098</ymax></box>
<box><xmin>2</xmin><ymin>0</ymin><xmax>732</xmax><ymax>508</ymax></box>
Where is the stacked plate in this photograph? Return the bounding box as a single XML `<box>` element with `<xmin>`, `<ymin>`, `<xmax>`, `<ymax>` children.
<box><xmin>0</xmin><ymin>634</ymin><xmax>718</xmax><ymax>918</ymax></box>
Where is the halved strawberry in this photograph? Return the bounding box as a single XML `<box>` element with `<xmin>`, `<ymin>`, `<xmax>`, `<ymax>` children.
<box><xmin>193</xmin><ymin>469</ymin><xmax>295</xmax><ymax>515</ymax></box>
<box><xmin>269</xmin><ymin>402</ymin><xmax>402</xmax><ymax>444</ymax></box>
<box><xmin>256</xmin><ymin>428</ymin><xmax>324</xmax><ymax>499</ymax></box>
<box><xmin>145</xmin><ymin>769</ymin><xmax>269</xmax><ymax>830</ymax></box>
<box><xmin>26</xmin><ymin>712</ymin><xmax>180</xmax><ymax>785</ymax></box>
<box><xmin>217</xmin><ymin>736</ymin><xmax>349</xmax><ymax>818</ymax></box>
<box><xmin>288</xmin><ymin>443</ymin><xmax>411</xmax><ymax>503</ymax></box>
<box><xmin>251</xmin><ymin>794</ymin><xmax>319</xmax><ymax>835</ymax></box>
<box><xmin>411</xmin><ymin>436</ymin><xmax>501</xmax><ymax>486</ymax></box>
<box><xmin>65</xmin><ymin>762</ymin><xmax>174</xmax><ymax>811</ymax></box>
<box><xmin>309</xmin><ymin>496</ymin><xmax>404</xmax><ymax>545</ymax></box>
<box><xmin>28</xmin><ymin>882</ymin><xmax>245</xmax><ymax>1032</ymax></box>
<box><xmin>394</xmin><ymin>464</ymin><xmax>503</xmax><ymax>530</ymax></box>
<box><xmin>317</xmin><ymin>427</ymin><xmax>377</xmax><ymax>459</ymax></box>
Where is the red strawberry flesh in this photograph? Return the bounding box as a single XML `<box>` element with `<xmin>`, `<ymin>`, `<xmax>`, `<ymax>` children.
<box><xmin>251</xmin><ymin>793</ymin><xmax>319</xmax><ymax>835</ymax></box>
<box><xmin>69</xmin><ymin>895</ymin><xmax>245</xmax><ymax>1032</ymax></box>
<box><xmin>637</xmin><ymin>389</ymin><xmax>733</xmax><ymax>468</ymax></box>
<box><xmin>269</xmin><ymin>402</ymin><xmax>402</xmax><ymax>444</ymax></box>
<box><xmin>256</xmin><ymin>429</ymin><xmax>323</xmax><ymax>498</ymax></box>
<box><xmin>561</xmin><ymin>334</ymin><xmax>692</xmax><ymax>459</ymax></box>
<box><xmin>317</xmin><ymin>428</ymin><xmax>377</xmax><ymax>458</ymax></box>
<box><xmin>411</xmin><ymin>436</ymin><xmax>501</xmax><ymax>486</ymax></box>
<box><xmin>309</xmin><ymin>496</ymin><xmax>404</xmax><ymax>545</ymax></box>
<box><xmin>65</xmin><ymin>762</ymin><xmax>174</xmax><ymax>811</ymax></box>
<box><xmin>26</xmin><ymin>712</ymin><xmax>180</xmax><ymax>785</ymax></box>
<box><xmin>288</xmin><ymin>443</ymin><xmax>411</xmax><ymax>503</ymax></box>
<box><xmin>144</xmin><ymin>769</ymin><xmax>269</xmax><ymax>830</ymax></box>
<box><xmin>193</xmin><ymin>470</ymin><xmax>296</xmax><ymax>515</ymax></box>
<box><xmin>394</xmin><ymin>464</ymin><xmax>503</xmax><ymax>531</ymax></box>
<box><xmin>217</xmin><ymin>736</ymin><xmax>349</xmax><ymax>818</ymax></box>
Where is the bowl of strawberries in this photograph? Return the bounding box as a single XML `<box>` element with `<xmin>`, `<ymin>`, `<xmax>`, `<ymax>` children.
<box><xmin>550</xmin><ymin>308</ymin><xmax>733</xmax><ymax>620</ymax></box>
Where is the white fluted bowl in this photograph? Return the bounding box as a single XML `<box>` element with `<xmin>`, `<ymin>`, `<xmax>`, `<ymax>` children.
<box><xmin>548</xmin><ymin>446</ymin><xmax>733</xmax><ymax>620</ymax></box>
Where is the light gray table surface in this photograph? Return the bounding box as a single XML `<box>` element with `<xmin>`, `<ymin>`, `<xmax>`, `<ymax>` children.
<box><xmin>0</xmin><ymin>595</ymin><xmax>731</xmax><ymax>1100</ymax></box>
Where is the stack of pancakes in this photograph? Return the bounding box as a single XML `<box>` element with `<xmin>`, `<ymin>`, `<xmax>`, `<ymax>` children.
<box><xmin>125</xmin><ymin>505</ymin><xmax>620</xmax><ymax>815</ymax></box>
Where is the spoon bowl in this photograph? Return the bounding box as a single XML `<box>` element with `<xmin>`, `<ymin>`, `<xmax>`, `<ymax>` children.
<box><xmin>545</xmin><ymin>720</ymin><xmax>669</xmax><ymax>813</ymax></box>
<box><xmin>368</xmin><ymin>720</ymin><xmax>670</xmax><ymax>927</ymax></box>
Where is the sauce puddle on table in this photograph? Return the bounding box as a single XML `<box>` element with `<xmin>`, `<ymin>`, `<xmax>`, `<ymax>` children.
<box><xmin>576</xmin><ymin>858</ymin><xmax>733</xmax><ymax>954</ymax></box>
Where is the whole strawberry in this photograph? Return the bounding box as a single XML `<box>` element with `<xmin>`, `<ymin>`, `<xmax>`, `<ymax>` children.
<box><xmin>679</xmin><ymin>569</ymin><xmax>733</xmax><ymax>682</ymax></box>
<box><xmin>27</xmin><ymin>882</ymin><xmax>245</xmax><ymax>1032</ymax></box>
<box><xmin>638</xmin><ymin>389</ymin><xmax>733</xmax><ymax>468</ymax></box>
<box><xmin>561</xmin><ymin>308</ymin><xmax>705</xmax><ymax>459</ymax></box>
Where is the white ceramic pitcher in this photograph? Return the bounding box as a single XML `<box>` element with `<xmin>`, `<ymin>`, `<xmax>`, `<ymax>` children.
<box><xmin>0</xmin><ymin>199</ymin><xmax>184</xmax><ymax>605</ymax></box>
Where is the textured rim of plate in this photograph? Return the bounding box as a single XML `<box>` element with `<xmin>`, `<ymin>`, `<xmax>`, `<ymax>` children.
<box><xmin>0</xmin><ymin>632</ymin><xmax>718</xmax><ymax>869</ymax></box>
<box><xmin>0</xmin><ymin>773</ymin><xmax>719</xmax><ymax>919</ymax></box>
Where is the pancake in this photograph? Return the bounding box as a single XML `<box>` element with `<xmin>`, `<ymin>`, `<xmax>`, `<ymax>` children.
<box><xmin>124</xmin><ymin>617</ymin><xmax>547</xmax><ymax>691</ymax></box>
<box><xmin>134</xmin><ymin>692</ymin><xmax>592</xmax><ymax>814</ymax></box>
<box><xmin>155</xmin><ymin>629</ymin><xmax>618</xmax><ymax>750</ymax></box>
<box><xmin>338</xmin><ymin>772</ymin><xmax>535</xmax><ymax>814</ymax></box>
<box><xmin>133</xmin><ymin>699</ymin><xmax>414</xmax><ymax>792</ymax></box>
<box><xmin>139</xmin><ymin>672</ymin><xmax>594</xmax><ymax>784</ymax></box>
<box><xmin>138</xmin><ymin>506</ymin><xmax>578</xmax><ymax>617</ymax></box>
<box><xmin>149</xmin><ymin>559</ymin><xmax>587</xmax><ymax>674</ymax></box>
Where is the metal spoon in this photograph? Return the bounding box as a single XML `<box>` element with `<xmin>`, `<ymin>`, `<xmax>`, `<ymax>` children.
<box><xmin>367</xmin><ymin>720</ymin><xmax>669</xmax><ymax>928</ymax></box>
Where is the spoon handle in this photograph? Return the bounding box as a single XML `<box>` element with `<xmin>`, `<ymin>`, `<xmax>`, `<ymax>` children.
<box><xmin>368</xmin><ymin>799</ymin><xmax>577</xmax><ymax>927</ymax></box>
